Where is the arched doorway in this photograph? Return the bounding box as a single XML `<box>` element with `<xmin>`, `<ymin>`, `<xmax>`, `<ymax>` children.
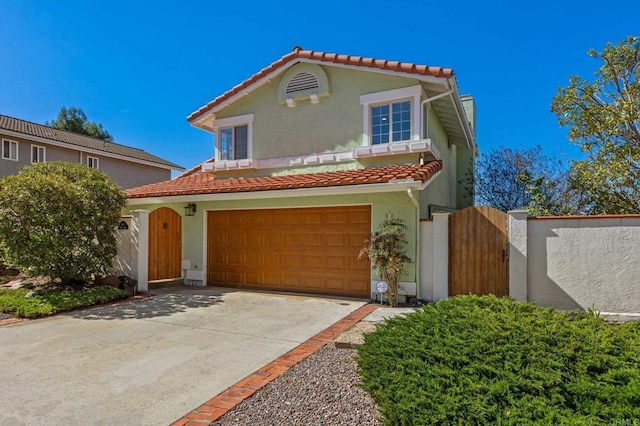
<box><xmin>148</xmin><ymin>207</ymin><xmax>182</xmax><ymax>281</ymax></box>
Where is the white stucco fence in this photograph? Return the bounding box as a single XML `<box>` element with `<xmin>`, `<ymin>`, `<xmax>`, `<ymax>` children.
<box><xmin>421</xmin><ymin>211</ymin><xmax>640</xmax><ymax>320</ymax></box>
<box><xmin>509</xmin><ymin>212</ymin><xmax>640</xmax><ymax>319</ymax></box>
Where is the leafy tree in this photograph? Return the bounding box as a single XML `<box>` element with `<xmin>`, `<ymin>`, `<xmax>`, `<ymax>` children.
<box><xmin>46</xmin><ymin>106</ymin><xmax>113</xmax><ymax>142</ymax></box>
<box><xmin>359</xmin><ymin>213</ymin><xmax>412</xmax><ymax>307</ymax></box>
<box><xmin>0</xmin><ymin>162</ymin><xmax>127</xmax><ymax>284</ymax></box>
<box><xmin>473</xmin><ymin>145</ymin><xmax>583</xmax><ymax>215</ymax></box>
<box><xmin>551</xmin><ymin>36</ymin><xmax>640</xmax><ymax>214</ymax></box>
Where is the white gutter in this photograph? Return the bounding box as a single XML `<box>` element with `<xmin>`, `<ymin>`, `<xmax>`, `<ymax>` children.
<box><xmin>419</xmin><ymin>90</ymin><xmax>453</xmax><ymax>139</ymax></box>
<box><xmin>406</xmin><ymin>188</ymin><xmax>421</xmax><ymax>301</ymax></box>
<box><xmin>126</xmin><ymin>179</ymin><xmax>424</xmax><ymax>205</ymax></box>
<box><xmin>446</xmin><ymin>77</ymin><xmax>475</xmax><ymax>149</ymax></box>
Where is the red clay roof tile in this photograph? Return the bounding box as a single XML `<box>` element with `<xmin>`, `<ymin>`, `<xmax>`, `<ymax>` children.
<box><xmin>187</xmin><ymin>48</ymin><xmax>454</xmax><ymax>122</ymax></box>
<box><xmin>125</xmin><ymin>161</ymin><xmax>442</xmax><ymax>199</ymax></box>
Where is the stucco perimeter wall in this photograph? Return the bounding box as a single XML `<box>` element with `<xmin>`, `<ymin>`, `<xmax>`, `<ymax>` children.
<box><xmin>512</xmin><ymin>215</ymin><xmax>640</xmax><ymax>315</ymax></box>
<box><xmin>127</xmin><ymin>191</ymin><xmax>419</xmax><ymax>294</ymax></box>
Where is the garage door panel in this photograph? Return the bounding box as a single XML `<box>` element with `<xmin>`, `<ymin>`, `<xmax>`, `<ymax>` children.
<box><xmin>246</xmin><ymin>232</ymin><xmax>263</xmax><ymax>246</ymax></box>
<box><xmin>326</xmin><ymin>233</ymin><xmax>347</xmax><ymax>246</ymax></box>
<box><xmin>349</xmin><ymin>233</ymin><xmax>368</xmax><ymax>247</ymax></box>
<box><xmin>303</xmin><ymin>233</ymin><xmax>325</xmax><ymax>246</ymax></box>
<box><xmin>245</xmin><ymin>253</ymin><xmax>262</xmax><ymax>266</ymax></box>
<box><xmin>207</xmin><ymin>206</ymin><xmax>371</xmax><ymax>297</ymax></box>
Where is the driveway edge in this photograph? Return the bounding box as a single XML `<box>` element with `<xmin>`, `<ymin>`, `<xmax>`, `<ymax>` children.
<box><xmin>172</xmin><ymin>303</ymin><xmax>378</xmax><ymax>426</ymax></box>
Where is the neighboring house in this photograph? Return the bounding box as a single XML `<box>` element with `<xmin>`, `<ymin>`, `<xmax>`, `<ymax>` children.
<box><xmin>0</xmin><ymin>114</ymin><xmax>184</xmax><ymax>189</ymax></box>
<box><xmin>125</xmin><ymin>47</ymin><xmax>477</xmax><ymax>300</ymax></box>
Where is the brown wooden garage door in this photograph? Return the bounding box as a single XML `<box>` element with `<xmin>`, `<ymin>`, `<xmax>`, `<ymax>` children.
<box><xmin>207</xmin><ymin>206</ymin><xmax>371</xmax><ymax>297</ymax></box>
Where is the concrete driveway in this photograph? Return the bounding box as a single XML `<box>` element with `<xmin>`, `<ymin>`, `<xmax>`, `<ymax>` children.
<box><xmin>0</xmin><ymin>287</ymin><xmax>365</xmax><ymax>425</ymax></box>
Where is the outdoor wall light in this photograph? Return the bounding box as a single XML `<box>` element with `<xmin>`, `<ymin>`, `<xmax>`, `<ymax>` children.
<box><xmin>184</xmin><ymin>203</ymin><xmax>197</xmax><ymax>217</ymax></box>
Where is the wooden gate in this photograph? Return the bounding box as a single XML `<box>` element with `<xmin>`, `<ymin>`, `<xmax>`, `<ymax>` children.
<box><xmin>449</xmin><ymin>206</ymin><xmax>508</xmax><ymax>296</ymax></box>
<box><xmin>148</xmin><ymin>207</ymin><xmax>182</xmax><ymax>281</ymax></box>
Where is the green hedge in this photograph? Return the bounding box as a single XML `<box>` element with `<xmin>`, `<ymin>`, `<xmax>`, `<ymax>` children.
<box><xmin>357</xmin><ymin>295</ymin><xmax>640</xmax><ymax>425</ymax></box>
<box><xmin>0</xmin><ymin>286</ymin><xmax>129</xmax><ymax>318</ymax></box>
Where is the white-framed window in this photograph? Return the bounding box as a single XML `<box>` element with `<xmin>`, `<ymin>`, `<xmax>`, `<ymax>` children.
<box><xmin>2</xmin><ymin>139</ymin><xmax>18</xmax><ymax>161</ymax></box>
<box><xmin>360</xmin><ymin>85</ymin><xmax>422</xmax><ymax>146</ymax></box>
<box><xmin>220</xmin><ymin>125</ymin><xmax>248</xmax><ymax>160</ymax></box>
<box><xmin>31</xmin><ymin>145</ymin><xmax>46</xmax><ymax>163</ymax></box>
<box><xmin>370</xmin><ymin>100</ymin><xmax>412</xmax><ymax>144</ymax></box>
<box><xmin>213</xmin><ymin>114</ymin><xmax>254</xmax><ymax>161</ymax></box>
<box><xmin>87</xmin><ymin>156</ymin><xmax>99</xmax><ymax>169</ymax></box>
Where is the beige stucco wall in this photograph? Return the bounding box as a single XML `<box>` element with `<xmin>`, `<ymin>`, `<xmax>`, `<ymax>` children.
<box><xmin>97</xmin><ymin>155</ymin><xmax>170</xmax><ymax>189</ymax></box>
<box><xmin>526</xmin><ymin>216</ymin><xmax>640</xmax><ymax>314</ymax></box>
<box><xmin>0</xmin><ymin>133</ymin><xmax>171</xmax><ymax>189</ymax></box>
<box><xmin>0</xmin><ymin>134</ymin><xmax>79</xmax><ymax>175</ymax></box>
<box><xmin>216</xmin><ymin>65</ymin><xmax>424</xmax><ymax>160</ymax></box>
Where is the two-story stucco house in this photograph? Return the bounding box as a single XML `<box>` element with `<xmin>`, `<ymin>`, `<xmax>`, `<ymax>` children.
<box><xmin>124</xmin><ymin>47</ymin><xmax>477</xmax><ymax>300</ymax></box>
<box><xmin>0</xmin><ymin>114</ymin><xmax>184</xmax><ymax>188</ymax></box>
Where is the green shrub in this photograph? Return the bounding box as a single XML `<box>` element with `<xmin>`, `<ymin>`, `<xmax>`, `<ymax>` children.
<box><xmin>357</xmin><ymin>295</ymin><xmax>640</xmax><ymax>425</ymax></box>
<box><xmin>0</xmin><ymin>286</ymin><xmax>129</xmax><ymax>318</ymax></box>
<box><xmin>0</xmin><ymin>161</ymin><xmax>127</xmax><ymax>284</ymax></box>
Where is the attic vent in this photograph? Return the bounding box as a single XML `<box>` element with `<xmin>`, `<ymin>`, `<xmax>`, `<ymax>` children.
<box><xmin>285</xmin><ymin>72</ymin><xmax>319</xmax><ymax>94</ymax></box>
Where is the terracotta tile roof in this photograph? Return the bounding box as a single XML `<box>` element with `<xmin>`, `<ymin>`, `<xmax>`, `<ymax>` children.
<box><xmin>177</xmin><ymin>157</ymin><xmax>214</xmax><ymax>178</ymax></box>
<box><xmin>0</xmin><ymin>114</ymin><xmax>183</xmax><ymax>170</ymax></box>
<box><xmin>125</xmin><ymin>161</ymin><xmax>442</xmax><ymax>199</ymax></box>
<box><xmin>187</xmin><ymin>47</ymin><xmax>454</xmax><ymax>122</ymax></box>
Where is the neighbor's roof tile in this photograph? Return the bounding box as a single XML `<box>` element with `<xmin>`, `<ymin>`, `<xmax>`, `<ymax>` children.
<box><xmin>0</xmin><ymin>114</ymin><xmax>183</xmax><ymax>170</ymax></box>
<box><xmin>125</xmin><ymin>161</ymin><xmax>443</xmax><ymax>199</ymax></box>
<box><xmin>187</xmin><ymin>47</ymin><xmax>454</xmax><ymax>122</ymax></box>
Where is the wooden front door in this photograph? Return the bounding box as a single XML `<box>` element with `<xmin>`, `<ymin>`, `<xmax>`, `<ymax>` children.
<box><xmin>148</xmin><ymin>207</ymin><xmax>182</xmax><ymax>281</ymax></box>
<box><xmin>449</xmin><ymin>206</ymin><xmax>508</xmax><ymax>296</ymax></box>
<box><xmin>207</xmin><ymin>206</ymin><xmax>371</xmax><ymax>298</ymax></box>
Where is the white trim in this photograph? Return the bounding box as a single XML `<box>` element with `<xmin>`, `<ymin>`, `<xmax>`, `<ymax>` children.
<box><xmin>87</xmin><ymin>155</ymin><xmax>99</xmax><ymax>169</ymax></box>
<box><xmin>202</xmin><ymin>209</ymin><xmax>208</xmax><ymax>286</ymax></box>
<box><xmin>127</xmin><ymin>180</ymin><xmax>425</xmax><ymax>205</ymax></box>
<box><xmin>0</xmin><ymin>129</ymin><xmax>183</xmax><ymax>171</ymax></box>
<box><xmin>203</xmin><ymin>140</ymin><xmax>438</xmax><ymax>172</ymax></box>
<box><xmin>2</xmin><ymin>138</ymin><xmax>18</xmax><ymax>161</ymax></box>
<box><xmin>213</xmin><ymin>114</ymin><xmax>254</xmax><ymax>164</ymax></box>
<box><xmin>212</xmin><ymin>113</ymin><xmax>254</xmax><ymax>128</ymax></box>
<box><xmin>359</xmin><ymin>85</ymin><xmax>423</xmax><ymax>105</ymax></box>
<box><xmin>30</xmin><ymin>144</ymin><xmax>46</xmax><ymax>164</ymax></box>
<box><xmin>360</xmin><ymin>86</ymin><xmax>423</xmax><ymax>146</ymax></box>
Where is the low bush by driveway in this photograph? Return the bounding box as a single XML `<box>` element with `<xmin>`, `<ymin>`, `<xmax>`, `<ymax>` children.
<box><xmin>0</xmin><ymin>286</ymin><xmax>128</xmax><ymax>318</ymax></box>
<box><xmin>357</xmin><ymin>295</ymin><xmax>640</xmax><ymax>424</ymax></box>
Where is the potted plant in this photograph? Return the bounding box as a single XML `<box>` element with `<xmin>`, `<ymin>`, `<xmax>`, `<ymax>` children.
<box><xmin>359</xmin><ymin>213</ymin><xmax>412</xmax><ymax>307</ymax></box>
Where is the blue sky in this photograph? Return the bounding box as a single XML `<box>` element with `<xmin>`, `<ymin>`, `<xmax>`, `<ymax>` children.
<box><xmin>1</xmin><ymin>1</ymin><xmax>638</xmax><ymax>175</ymax></box>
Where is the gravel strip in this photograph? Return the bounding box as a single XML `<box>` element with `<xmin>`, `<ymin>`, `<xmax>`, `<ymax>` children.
<box><xmin>212</xmin><ymin>345</ymin><xmax>382</xmax><ymax>426</ymax></box>
<box><xmin>0</xmin><ymin>313</ymin><xmax>14</xmax><ymax>321</ymax></box>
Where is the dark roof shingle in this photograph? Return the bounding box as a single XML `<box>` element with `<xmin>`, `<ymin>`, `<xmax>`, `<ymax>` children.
<box><xmin>0</xmin><ymin>114</ymin><xmax>183</xmax><ymax>170</ymax></box>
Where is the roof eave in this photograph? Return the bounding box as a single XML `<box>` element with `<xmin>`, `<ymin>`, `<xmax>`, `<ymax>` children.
<box><xmin>187</xmin><ymin>54</ymin><xmax>452</xmax><ymax>128</ymax></box>
<box><xmin>126</xmin><ymin>179</ymin><xmax>428</xmax><ymax>205</ymax></box>
<box><xmin>0</xmin><ymin>127</ymin><xmax>184</xmax><ymax>171</ymax></box>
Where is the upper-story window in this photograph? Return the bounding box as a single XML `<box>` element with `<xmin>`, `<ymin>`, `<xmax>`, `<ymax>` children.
<box><xmin>2</xmin><ymin>139</ymin><xmax>18</xmax><ymax>161</ymax></box>
<box><xmin>213</xmin><ymin>113</ymin><xmax>254</xmax><ymax>162</ymax></box>
<box><xmin>361</xmin><ymin>85</ymin><xmax>422</xmax><ymax>146</ymax></box>
<box><xmin>371</xmin><ymin>100</ymin><xmax>411</xmax><ymax>144</ymax></box>
<box><xmin>220</xmin><ymin>125</ymin><xmax>248</xmax><ymax>160</ymax></box>
<box><xmin>87</xmin><ymin>156</ymin><xmax>99</xmax><ymax>169</ymax></box>
<box><xmin>31</xmin><ymin>145</ymin><xmax>46</xmax><ymax>163</ymax></box>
